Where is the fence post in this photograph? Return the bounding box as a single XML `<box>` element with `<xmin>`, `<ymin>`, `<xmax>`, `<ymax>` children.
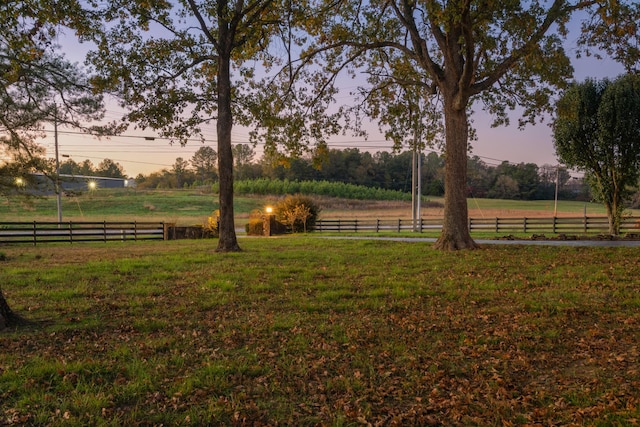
<box><xmin>33</xmin><ymin>221</ymin><xmax>37</xmax><ymax>246</ymax></box>
<box><xmin>584</xmin><ymin>215</ymin><xmax>588</xmax><ymax>233</ymax></box>
<box><xmin>523</xmin><ymin>217</ymin><xmax>527</xmax><ymax>234</ymax></box>
<box><xmin>376</xmin><ymin>219</ymin><xmax>380</xmax><ymax>233</ymax></box>
<box><xmin>104</xmin><ymin>221</ymin><xmax>107</xmax><ymax>242</ymax></box>
<box><xmin>495</xmin><ymin>217</ymin><xmax>499</xmax><ymax>233</ymax></box>
<box><xmin>419</xmin><ymin>218</ymin><xmax>423</xmax><ymax>233</ymax></box>
<box><xmin>354</xmin><ymin>219</ymin><xmax>358</xmax><ymax>232</ymax></box>
<box><xmin>397</xmin><ymin>219</ymin><xmax>401</xmax><ymax>232</ymax></box>
<box><xmin>69</xmin><ymin>221</ymin><xmax>73</xmax><ymax>244</ymax></box>
<box><xmin>553</xmin><ymin>217</ymin><xmax>557</xmax><ymax>234</ymax></box>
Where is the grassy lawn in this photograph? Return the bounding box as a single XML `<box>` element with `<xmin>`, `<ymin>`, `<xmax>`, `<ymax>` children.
<box><xmin>435</xmin><ymin>195</ymin><xmax>611</xmax><ymax>215</ymax></box>
<box><xmin>1</xmin><ymin>237</ymin><xmax>639</xmax><ymax>425</ymax></box>
<box><xmin>2</xmin><ymin>188</ymin><xmax>627</xmax><ymax>226</ymax></box>
<box><xmin>0</xmin><ymin>189</ymin><xmax>267</xmax><ymax>226</ymax></box>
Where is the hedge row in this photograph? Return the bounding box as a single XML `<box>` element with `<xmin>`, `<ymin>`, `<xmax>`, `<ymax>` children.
<box><xmin>212</xmin><ymin>179</ymin><xmax>412</xmax><ymax>201</ymax></box>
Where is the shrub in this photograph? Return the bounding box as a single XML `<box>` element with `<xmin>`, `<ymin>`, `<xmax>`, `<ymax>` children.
<box><xmin>203</xmin><ymin>210</ymin><xmax>220</xmax><ymax>237</ymax></box>
<box><xmin>274</xmin><ymin>194</ymin><xmax>321</xmax><ymax>233</ymax></box>
<box><xmin>246</xmin><ymin>218</ymin><xmax>265</xmax><ymax>235</ymax></box>
<box><xmin>246</xmin><ymin>209</ymin><xmax>265</xmax><ymax>236</ymax></box>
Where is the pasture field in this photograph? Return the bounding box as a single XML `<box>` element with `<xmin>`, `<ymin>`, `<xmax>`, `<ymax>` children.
<box><xmin>1</xmin><ymin>237</ymin><xmax>639</xmax><ymax>425</ymax></box>
<box><xmin>0</xmin><ymin>189</ymin><xmax>238</xmax><ymax>226</ymax></box>
<box><xmin>0</xmin><ymin>188</ymin><xmax>618</xmax><ymax>227</ymax></box>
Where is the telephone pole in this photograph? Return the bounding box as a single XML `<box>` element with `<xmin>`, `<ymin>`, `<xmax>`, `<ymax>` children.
<box><xmin>411</xmin><ymin>139</ymin><xmax>421</xmax><ymax>232</ymax></box>
<box><xmin>54</xmin><ymin>105</ymin><xmax>62</xmax><ymax>223</ymax></box>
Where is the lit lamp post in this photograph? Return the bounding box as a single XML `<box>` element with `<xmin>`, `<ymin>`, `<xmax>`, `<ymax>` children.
<box><xmin>264</xmin><ymin>206</ymin><xmax>274</xmax><ymax>236</ymax></box>
<box><xmin>87</xmin><ymin>180</ymin><xmax>97</xmax><ymax>199</ymax></box>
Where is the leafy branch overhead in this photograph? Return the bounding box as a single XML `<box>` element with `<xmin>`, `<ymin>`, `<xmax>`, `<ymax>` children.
<box><xmin>0</xmin><ymin>0</ymin><xmax>116</xmax><ymax>195</ymax></box>
<box><xmin>278</xmin><ymin>0</ymin><xmax>639</xmax><ymax>250</ymax></box>
<box><xmin>86</xmin><ymin>0</ymin><xmax>303</xmax><ymax>252</ymax></box>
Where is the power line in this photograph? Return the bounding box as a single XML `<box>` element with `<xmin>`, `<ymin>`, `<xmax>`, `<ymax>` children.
<box><xmin>35</xmin><ymin>125</ymin><xmax>570</xmax><ymax>176</ymax></box>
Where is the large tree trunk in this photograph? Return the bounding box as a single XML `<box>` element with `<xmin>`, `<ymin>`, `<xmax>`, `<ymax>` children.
<box><xmin>434</xmin><ymin>103</ymin><xmax>479</xmax><ymax>250</ymax></box>
<box><xmin>215</xmin><ymin>48</ymin><xmax>241</xmax><ymax>252</ymax></box>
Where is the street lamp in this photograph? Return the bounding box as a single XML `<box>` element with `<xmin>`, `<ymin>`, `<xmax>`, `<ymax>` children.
<box><xmin>264</xmin><ymin>206</ymin><xmax>275</xmax><ymax>236</ymax></box>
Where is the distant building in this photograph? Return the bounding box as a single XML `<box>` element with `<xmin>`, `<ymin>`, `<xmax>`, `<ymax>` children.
<box><xmin>29</xmin><ymin>173</ymin><xmax>128</xmax><ymax>195</ymax></box>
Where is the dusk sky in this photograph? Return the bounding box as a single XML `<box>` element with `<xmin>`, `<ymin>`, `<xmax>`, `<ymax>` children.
<box><xmin>38</xmin><ymin>17</ymin><xmax>626</xmax><ymax>178</ymax></box>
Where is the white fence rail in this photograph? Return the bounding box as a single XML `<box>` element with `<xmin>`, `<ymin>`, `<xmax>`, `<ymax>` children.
<box><xmin>315</xmin><ymin>216</ymin><xmax>640</xmax><ymax>234</ymax></box>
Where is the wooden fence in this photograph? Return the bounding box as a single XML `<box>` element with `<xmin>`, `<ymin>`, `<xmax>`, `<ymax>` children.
<box><xmin>4</xmin><ymin>217</ymin><xmax>639</xmax><ymax>245</ymax></box>
<box><xmin>315</xmin><ymin>216</ymin><xmax>640</xmax><ymax>235</ymax></box>
<box><xmin>0</xmin><ymin>221</ymin><xmax>166</xmax><ymax>245</ymax></box>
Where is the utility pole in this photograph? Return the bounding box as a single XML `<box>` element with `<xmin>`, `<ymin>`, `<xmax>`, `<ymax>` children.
<box><xmin>553</xmin><ymin>164</ymin><xmax>559</xmax><ymax>217</ymax></box>
<box><xmin>54</xmin><ymin>105</ymin><xmax>62</xmax><ymax>223</ymax></box>
<box><xmin>411</xmin><ymin>139</ymin><xmax>421</xmax><ymax>232</ymax></box>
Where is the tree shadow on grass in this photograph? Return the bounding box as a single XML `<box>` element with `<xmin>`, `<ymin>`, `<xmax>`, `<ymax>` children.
<box><xmin>0</xmin><ymin>290</ymin><xmax>53</xmax><ymax>332</ymax></box>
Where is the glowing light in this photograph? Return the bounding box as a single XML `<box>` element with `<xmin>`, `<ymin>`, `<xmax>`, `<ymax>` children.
<box><xmin>88</xmin><ymin>181</ymin><xmax>97</xmax><ymax>190</ymax></box>
<box><xmin>265</xmin><ymin>206</ymin><xmax>273</xmax><ymax>214</ymax></box>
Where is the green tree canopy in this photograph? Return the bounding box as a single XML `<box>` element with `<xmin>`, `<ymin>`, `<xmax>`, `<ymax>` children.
<box><xmin>553</xmin><ymin>74</ymin><xmax>640</xmax><ymax>234</ymax></box>
<box><xmin>87</xmin><ymin>0</ymin><xmax>302</xmax><ymax>252</ymax></box>
<box><xmin>0</xmin><ymin>0</ymin><xmax>113</xmax><ymax>195</ymax></box>
<box><xmin>232</xmin><ymin>143</ymin><xmax>256</xmax><ymax>180</ymax></box>
<box><xmin>191</xmin><ymin>146</ymin><xmax>218</xmax><ymax>183</ymax></box>
<box><xmin>286</xmin><ymin>0</ymin><xmax>639</xmax><ymax>250</ymax></box>
<box><xmin>96</xmin><ymin>158</ymin><xmax>126</xmax><ymax>178</ymax></box>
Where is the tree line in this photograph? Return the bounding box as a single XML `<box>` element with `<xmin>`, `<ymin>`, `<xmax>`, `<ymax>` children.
<box><xmin>128</xmin><ymin>144</ymin><xmax>592</xmax><ymax>203</ymax></box>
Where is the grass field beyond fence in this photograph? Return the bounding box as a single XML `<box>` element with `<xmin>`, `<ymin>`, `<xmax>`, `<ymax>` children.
<box><xmin>3</xmin><ymin>188</ymin><xmax>633</xmax><ymax>228</ymax></box>
<box><xmin>1</xmin><ymin>238</ymin><xmax>639</xmax><ymax>426</ymax></box>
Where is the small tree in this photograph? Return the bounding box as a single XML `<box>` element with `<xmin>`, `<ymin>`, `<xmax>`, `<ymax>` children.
<box><xmin>275</xmin><ymin>194</ymin><xmax>321</xmax><ymax>233</ymax></box>
<box><xmin>553</xmin><ymin>75</ymin><xmax>640</xmax><ymax>235</ymax></box>
<box><xmin>295</xmin><ymin>205</ymin><xmax>312</xmax><ymax>233</ymax></box>
<box><xmin>233</xmin><ymin>144</ymin><xmax>256</xmax><ymax>180</ymax></box>
<box><xmin>191</xmin><ymin>147</ymin><xmax>218</xmax><ymax>184</ymax></box>
<box><xmin>96</xmin><ymin>159</ymin><xmax>126</xmax><ymax>178</ymax></box>
<box><xmin>282</xmin><ymin>208</ymin><xmax>300</xmax><ymax>233</ymax></box>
